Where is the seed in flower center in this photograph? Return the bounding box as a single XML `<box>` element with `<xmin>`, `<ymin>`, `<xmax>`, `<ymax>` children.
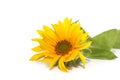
<box><xmin>55</xmin><ymin>40</ymin><xmax>72</xmax><ymax>54</ymax></box>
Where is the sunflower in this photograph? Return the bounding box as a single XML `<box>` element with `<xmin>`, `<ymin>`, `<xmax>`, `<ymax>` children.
<box><xmin>30</xmin><ymin>18</ymin><xmax>92</xmax><ymax>72</ymax></box>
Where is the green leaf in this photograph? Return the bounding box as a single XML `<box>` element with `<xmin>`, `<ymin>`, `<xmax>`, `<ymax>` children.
<box><xmin>84</xmin><ymin>47</ymin><xmax>117</xmax><ymax>60</ymax></box>
<box><xmin>113</xmin><ymin>30</ymin><xmax>120</xmax><ymax>49</ymax></box>
<box><xmin>91</xmin><ymin>29</ymin><xmax>118</xmax><ymax>50</ymax></box>
<box><xmin>83</xmin><ymin>29</ymin><xmax>119</xmax><ymax>60</ymax></box>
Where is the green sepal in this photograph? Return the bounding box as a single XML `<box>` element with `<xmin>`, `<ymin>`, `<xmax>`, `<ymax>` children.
<box><xmin>64</xmin><ymin>58</ymin><xmax>83</xmax><ymax>68</ymax></box>
<box><xmin>54</xmin><ymin>58</ymin><xmax>82</xmax><ymax>68</ymax></box>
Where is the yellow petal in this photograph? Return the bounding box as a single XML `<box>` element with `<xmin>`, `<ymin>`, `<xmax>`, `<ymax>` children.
<box><xmin>39</xmin><ymin>39</ymin><xmax>55</xmax><ymax>52</ymax></box>
<box><xmin>43</xmin><ymin>38</ymin><xmax>57</xmax><ymax>47</ymax></box>
<box><xmin>39</xmin><ymin>56</ymin><xmax>53</xmax><ymax>62</ymax></box>
<box><xmin>76</xmin><ymin>41</ymin><xmax>92</xmax><ymax>50</ymax></box>
<box><xmin>52</xmin><ymin>24</ymin><xmax>64</xmax><ymax>40</ymax></box>
<box><xmin>65</xmin><ymin>50</ymin><xmax>78</xmax><ymax>62</ymax></box>
<box><xmin>32</xmin><ymin>38</ymin><xmax>41</xmax><ymax>42</ymax></box>
<box><xmin>32</xmin><ymin>38</ymin><xmax>56</xmax><ymax>52</ymax></box>
<box><xmin>63</xmin><ymin>18</ymin><xmax>72</xmax><ymax>40</ymax></box>
<box><xmin>69</xmin><ymin>23</ymin><xmax>82</xmax><ymax>45</ymax></box>
<box><xmin>78</xmin><ymin>52</ymin><xmax>86</xmax><ymax>66</ymax></box>
<box><xmin>30</xmin><ymin>52</ymin><xmax>45</xmax><ymax>61</ymax></box>
<box><xmin>37</xmin><ymin>30</ymin><xmax>44</xmax><ymax>37</ymax></box>
<box><xmin>45</xmin><ymin>52</ymin><xmax>57</xmax><ymax>57</ymax></box>
<box><xmin>32</xmin><ymin>38</ymin><xmax>56</xmax><ymax>47</ymax></box>
<box><xmin>58</xmin><ymin>57</ymin><xmax>68</xmax><ymax>72</ymax></box>
<box><xmin>43</xmin><ymin>25</ymin><xmax>58</xmax><ymax>42</ymax></box>
<box><xmin>67</xmin><ymin>23</ymin><xmax>77</xmax><ymax>41</ymax></box>
<box><xmin>49</xmin><ymin>55</ymin><xmax>60</xmax><ymax>69</ymax></box>
<box><xmin>80</xmin><ymin>32</ymin><xmax>89</xmax><ymax>42</ymax></box>
<box><xmin>74</xmin><ymin>30</ymin><xmax>85</xmax><ymax>44</ymax></box>
<box><xmin>32</xmin><ymin>46</ymin><xmax>42</xmax><ymax>52</ymax></box>
<box><xmin>63</xmin><ymin>17</ymin><xmax>72</xmax><ymax>26</ymax></box>
<box><xmin>37</xmin><ymin>28</ymin><xmax>58</xmax><ymax>46</ymax></box>
<box><xmin>37</xmin><ymin>30</ymin><xmax>57</xmax><ymax>45</ymax></box>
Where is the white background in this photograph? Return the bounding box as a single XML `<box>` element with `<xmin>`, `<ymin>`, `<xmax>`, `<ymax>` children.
<box><xmin>0</xmin><ymin>0</ymin><xmax>120</xmax><ymax>80</ymax></box>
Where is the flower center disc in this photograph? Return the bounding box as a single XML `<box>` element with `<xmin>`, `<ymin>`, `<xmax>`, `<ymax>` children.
<box><xmin>55</xmin><ymin>40</ymin><xmax>72</xmax><ymax>54</ymax></box>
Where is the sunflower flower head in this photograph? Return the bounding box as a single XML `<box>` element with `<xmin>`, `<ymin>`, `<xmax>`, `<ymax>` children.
<box><xmin>30</xmin><ymin>18</ymin><xmax>92</xmax><ymax>72</ymax></box>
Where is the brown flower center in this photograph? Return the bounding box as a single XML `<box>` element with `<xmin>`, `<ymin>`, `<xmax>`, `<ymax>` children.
<box><xmin>55</xmin><ymin>40</ymin><xmax>72</xmax><ymax>55</ymax></box>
